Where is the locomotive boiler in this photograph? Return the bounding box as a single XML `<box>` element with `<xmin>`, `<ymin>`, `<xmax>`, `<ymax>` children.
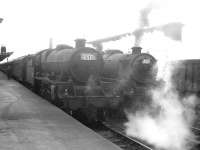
<box><xmin>35</xmin><ymin>39</ymin><xmax>103</xmax><ymax>83</ymax></box>
<box><xmin>102</xmin><ymin>47</ymin><xmax>157</xmax><ymax>90</ymax></box>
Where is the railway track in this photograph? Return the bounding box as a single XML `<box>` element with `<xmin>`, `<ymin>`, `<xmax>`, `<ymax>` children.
<box><xmin>93</xmin><ymin>123</ymin><xmax>200</xmax><ymax>150</ymax></box>
<box><xmin>191</xmin><ymin>127</ymin><xmax>200</xmax><ymax>134</ymax></box>
<box><xmin>191</xmin><ymin>127</ymin><xmax>200</xmax><ymax>143</ymax></box>
<box><xmin>188</xmin><ymin>127</ymin><xmax>200</xmax><ymax>150</ymax></box>
<box><xmin>91</xmin><ymin>121</ymin><xmax>154</xmax><ymax>150</ymax></box>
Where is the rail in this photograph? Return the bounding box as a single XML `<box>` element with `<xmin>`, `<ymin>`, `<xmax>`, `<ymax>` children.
<box><xmin>100</xmin><ymin>121</ymin><xmax>154</xmax><ymax>150</ymax></box>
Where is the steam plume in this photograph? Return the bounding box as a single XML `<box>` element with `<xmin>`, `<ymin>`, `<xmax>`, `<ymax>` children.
<box><xmin>135</xmin><ymin>3</ymin><xmax>154</xmax><ymax>46</ymax></box>
<box><xmin>125</xmin><ymin>62</ymin><xmax>197</xmax><ymax>150</ymax></box>
<box><xmin>140</xmin><ymin>4</ymin><xmax>153</xmax><ymax>27</ymax></box>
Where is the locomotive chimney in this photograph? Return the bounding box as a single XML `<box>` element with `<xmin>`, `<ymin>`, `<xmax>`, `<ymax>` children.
<box><xmin>75</xmin><ymin>38</ymin><xmax>86</xmax><ymax>48</ymax></box>
<box><xmin>131</xmin><ymin>46</ymin><xmax>142</xmax><ymax>54</ymax></box>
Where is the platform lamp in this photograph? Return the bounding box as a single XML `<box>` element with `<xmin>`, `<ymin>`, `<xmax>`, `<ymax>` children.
<box><xmin>0</xmin><ymin>18</ymin><xmax>4</xmax><ymax>62</ymax></box>
<box><xmin>0</xmin><ymin>18</ymin><xmax>3</xmax><ymax>23</ymax></box>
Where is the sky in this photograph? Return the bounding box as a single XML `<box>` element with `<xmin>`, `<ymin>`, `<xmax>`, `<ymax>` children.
<box><xmin>0</xmin><ymin>0</ymin><xmax>200</xmax><ymax>61</ymax></box>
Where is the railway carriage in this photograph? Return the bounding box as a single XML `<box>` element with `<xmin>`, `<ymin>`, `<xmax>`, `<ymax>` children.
<box><xmin>11</xmin><ymin>56</ymin><xmax>26</xmax><ymax>81</ymax></box>
<box><xmin>172</xmin><ymin>59</ymin><xmax>200</xmax><ymax>96</ymax></box>
<box><xmin>24</xmin><ymin>55</ymin><xmax>35</xmax><ymax>86</ymax></box>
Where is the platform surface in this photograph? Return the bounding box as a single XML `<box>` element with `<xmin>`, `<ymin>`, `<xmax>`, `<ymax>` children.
<box><xmin>0</xmin><ymin>72</ymin><xmax>121</xmax><ymax>150</ymax></box>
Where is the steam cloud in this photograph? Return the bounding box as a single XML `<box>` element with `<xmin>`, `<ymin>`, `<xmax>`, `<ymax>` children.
<box><xmin>125</xmin><ymin>62</ymin><xmax>198</xmax><ymax>150</ymax></box>
<box><xmin>134</xmin><ymin>3</ymin><xmax>154</xmax><ymax>46</ymax></box>
<box><xmin>124</xmin><ymin>2</ymin><xmax>199</xmax><ymax>149</ymax></box>
<box><xmin>134</xmin><ymin>2</ymin><xmax>183</xmax><ymax>46</ymax></box>
<box><xmin>89</xmin><ymin>1</ymin><xmax>183</xmax><ymax>50</ymax></box>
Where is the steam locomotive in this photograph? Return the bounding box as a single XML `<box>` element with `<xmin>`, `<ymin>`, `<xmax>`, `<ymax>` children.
<box><xmin>0</xmin><ymin>39</ymin><xmax>157</xmax><ymax>122</ymax></box>
<box><xmin>100</xmin><ymin>47</ymin><xmax>157</xmax><ymax>120</ymax></box>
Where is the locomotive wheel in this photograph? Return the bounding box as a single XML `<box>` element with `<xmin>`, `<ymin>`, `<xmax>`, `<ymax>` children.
<box><xmin>61</xmin><ymin>98</ymin><xmax>72</xmax><ymax>114</ymax></box>
<box><xmin>97</xmin><ymin>108</ymin><xmax>106</xmax><ymax>122</ymax></box>
<box><xmin>82</xmin><ymin>106</ymin><xmax>99</xmax><ymax>123</ymax></box>
<box><xmin>40</xmin><ymin>84</ymin><xmax>47</xmax><ymax>98</ymax></box>
<box><xmin>52</xmin><ymin>99</ymin><xmax>63</xmax><ymax>107</ymax></box>
<box><xmin>60</xmin><ymin>105</ymin><xmax>72</xmax><ymax>114</ymax></box>
<box><xmin>50</xmin><ymin>85</ymin><xmax>63</xmax><ymax>107</ymax></box>
<box><xmin>72</xmin><ymin>108</ymin><xmax>89</xmax><ymax>123</ymax></box>
<box><xmin>34</xmin><ymin>79</ymin><xmax>41</xmax><ymax>94</ymax></box>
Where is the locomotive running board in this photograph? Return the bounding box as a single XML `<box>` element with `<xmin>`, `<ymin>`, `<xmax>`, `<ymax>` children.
<box><xmin>64</xmin><ymin>96</ymin><xmax>120</xmax><ymax>99</ymax></box>
<box><xmin>35</xmin><ymin>77</ymin><xmax>70</xmax><ymax>85</ymax></box>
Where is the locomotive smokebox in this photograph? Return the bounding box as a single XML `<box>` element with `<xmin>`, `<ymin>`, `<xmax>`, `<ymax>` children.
<box><xmin>131</xmin><ymin>46</ymin><xmax>142</xmax><ymax>54</ymax></box>
<box><xmin>75</xmin><ymin>39</ymin><xmax>86</xmax><ymax>48</ymax></box>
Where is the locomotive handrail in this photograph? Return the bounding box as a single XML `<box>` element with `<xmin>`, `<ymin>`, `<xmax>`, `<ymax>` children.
<box><xmin>100</xmin><ymin>77</ymin><xmax>118</xmax><ymax>82</ymax></box>
<box><xmin>35</xmin><ymin>77</ymin><xmax>70</xmax><ymax>85</ymax></box>
<box><xmin>62</xmin><ymin>96</ymin><xmax>120</xmax><ymax>100</ymax></box>
<box><xmin>64</xmin><ymin>96</ymin><xmax>120</xmax><ymax>98</ymax></box>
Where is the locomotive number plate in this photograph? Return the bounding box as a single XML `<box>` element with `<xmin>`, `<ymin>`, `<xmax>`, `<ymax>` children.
<box><xmin>81</xmin><ymin>53</ymin><xmax>96</xmax><ymax>60</ymax></box>
<box><xmin>142</xmin><ymin>59</ymin><xmax>151</xmax><ymax>64</ymax></box>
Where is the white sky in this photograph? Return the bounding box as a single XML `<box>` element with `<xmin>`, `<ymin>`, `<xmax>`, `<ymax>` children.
<box><xmin>0</xmin><ymin>0</ymin><xmax>200</xmax><ymax>61</ymax></box>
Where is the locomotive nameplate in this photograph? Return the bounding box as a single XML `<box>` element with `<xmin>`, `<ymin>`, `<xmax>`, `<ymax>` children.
<box><xmin>81</xmin><ymin>53</ymin><xmax>96</xmax><ymax>60</ymax></box>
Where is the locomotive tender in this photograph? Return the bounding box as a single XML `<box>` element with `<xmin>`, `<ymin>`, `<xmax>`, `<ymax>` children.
<box><xmin>0</xmin><ymin>39</ymin><xmax>157</xmax><ymax>122</ymax></box>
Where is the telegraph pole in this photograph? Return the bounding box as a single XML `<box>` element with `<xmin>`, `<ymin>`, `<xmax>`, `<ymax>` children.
<box><xmin>0</xmin><ymin>18</ymin><xmax>13</xmax><ymax>62</ymax></box>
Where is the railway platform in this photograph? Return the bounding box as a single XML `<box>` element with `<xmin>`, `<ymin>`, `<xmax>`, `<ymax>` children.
<box><xmin>0</xmin><ymin>72</ymin><xmax>122</xmax><ymax>150</ymax></box>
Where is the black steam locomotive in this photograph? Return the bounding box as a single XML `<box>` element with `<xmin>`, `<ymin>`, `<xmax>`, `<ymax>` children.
<box><xmin>100</xmin><ymin>47</ymin><xmax>157</xmax><ymax>120</ymax></box>
<box><xmin>0</xmin><ymin>39</ymin><xmax>157</xmax><ymax>122</ymax></box>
